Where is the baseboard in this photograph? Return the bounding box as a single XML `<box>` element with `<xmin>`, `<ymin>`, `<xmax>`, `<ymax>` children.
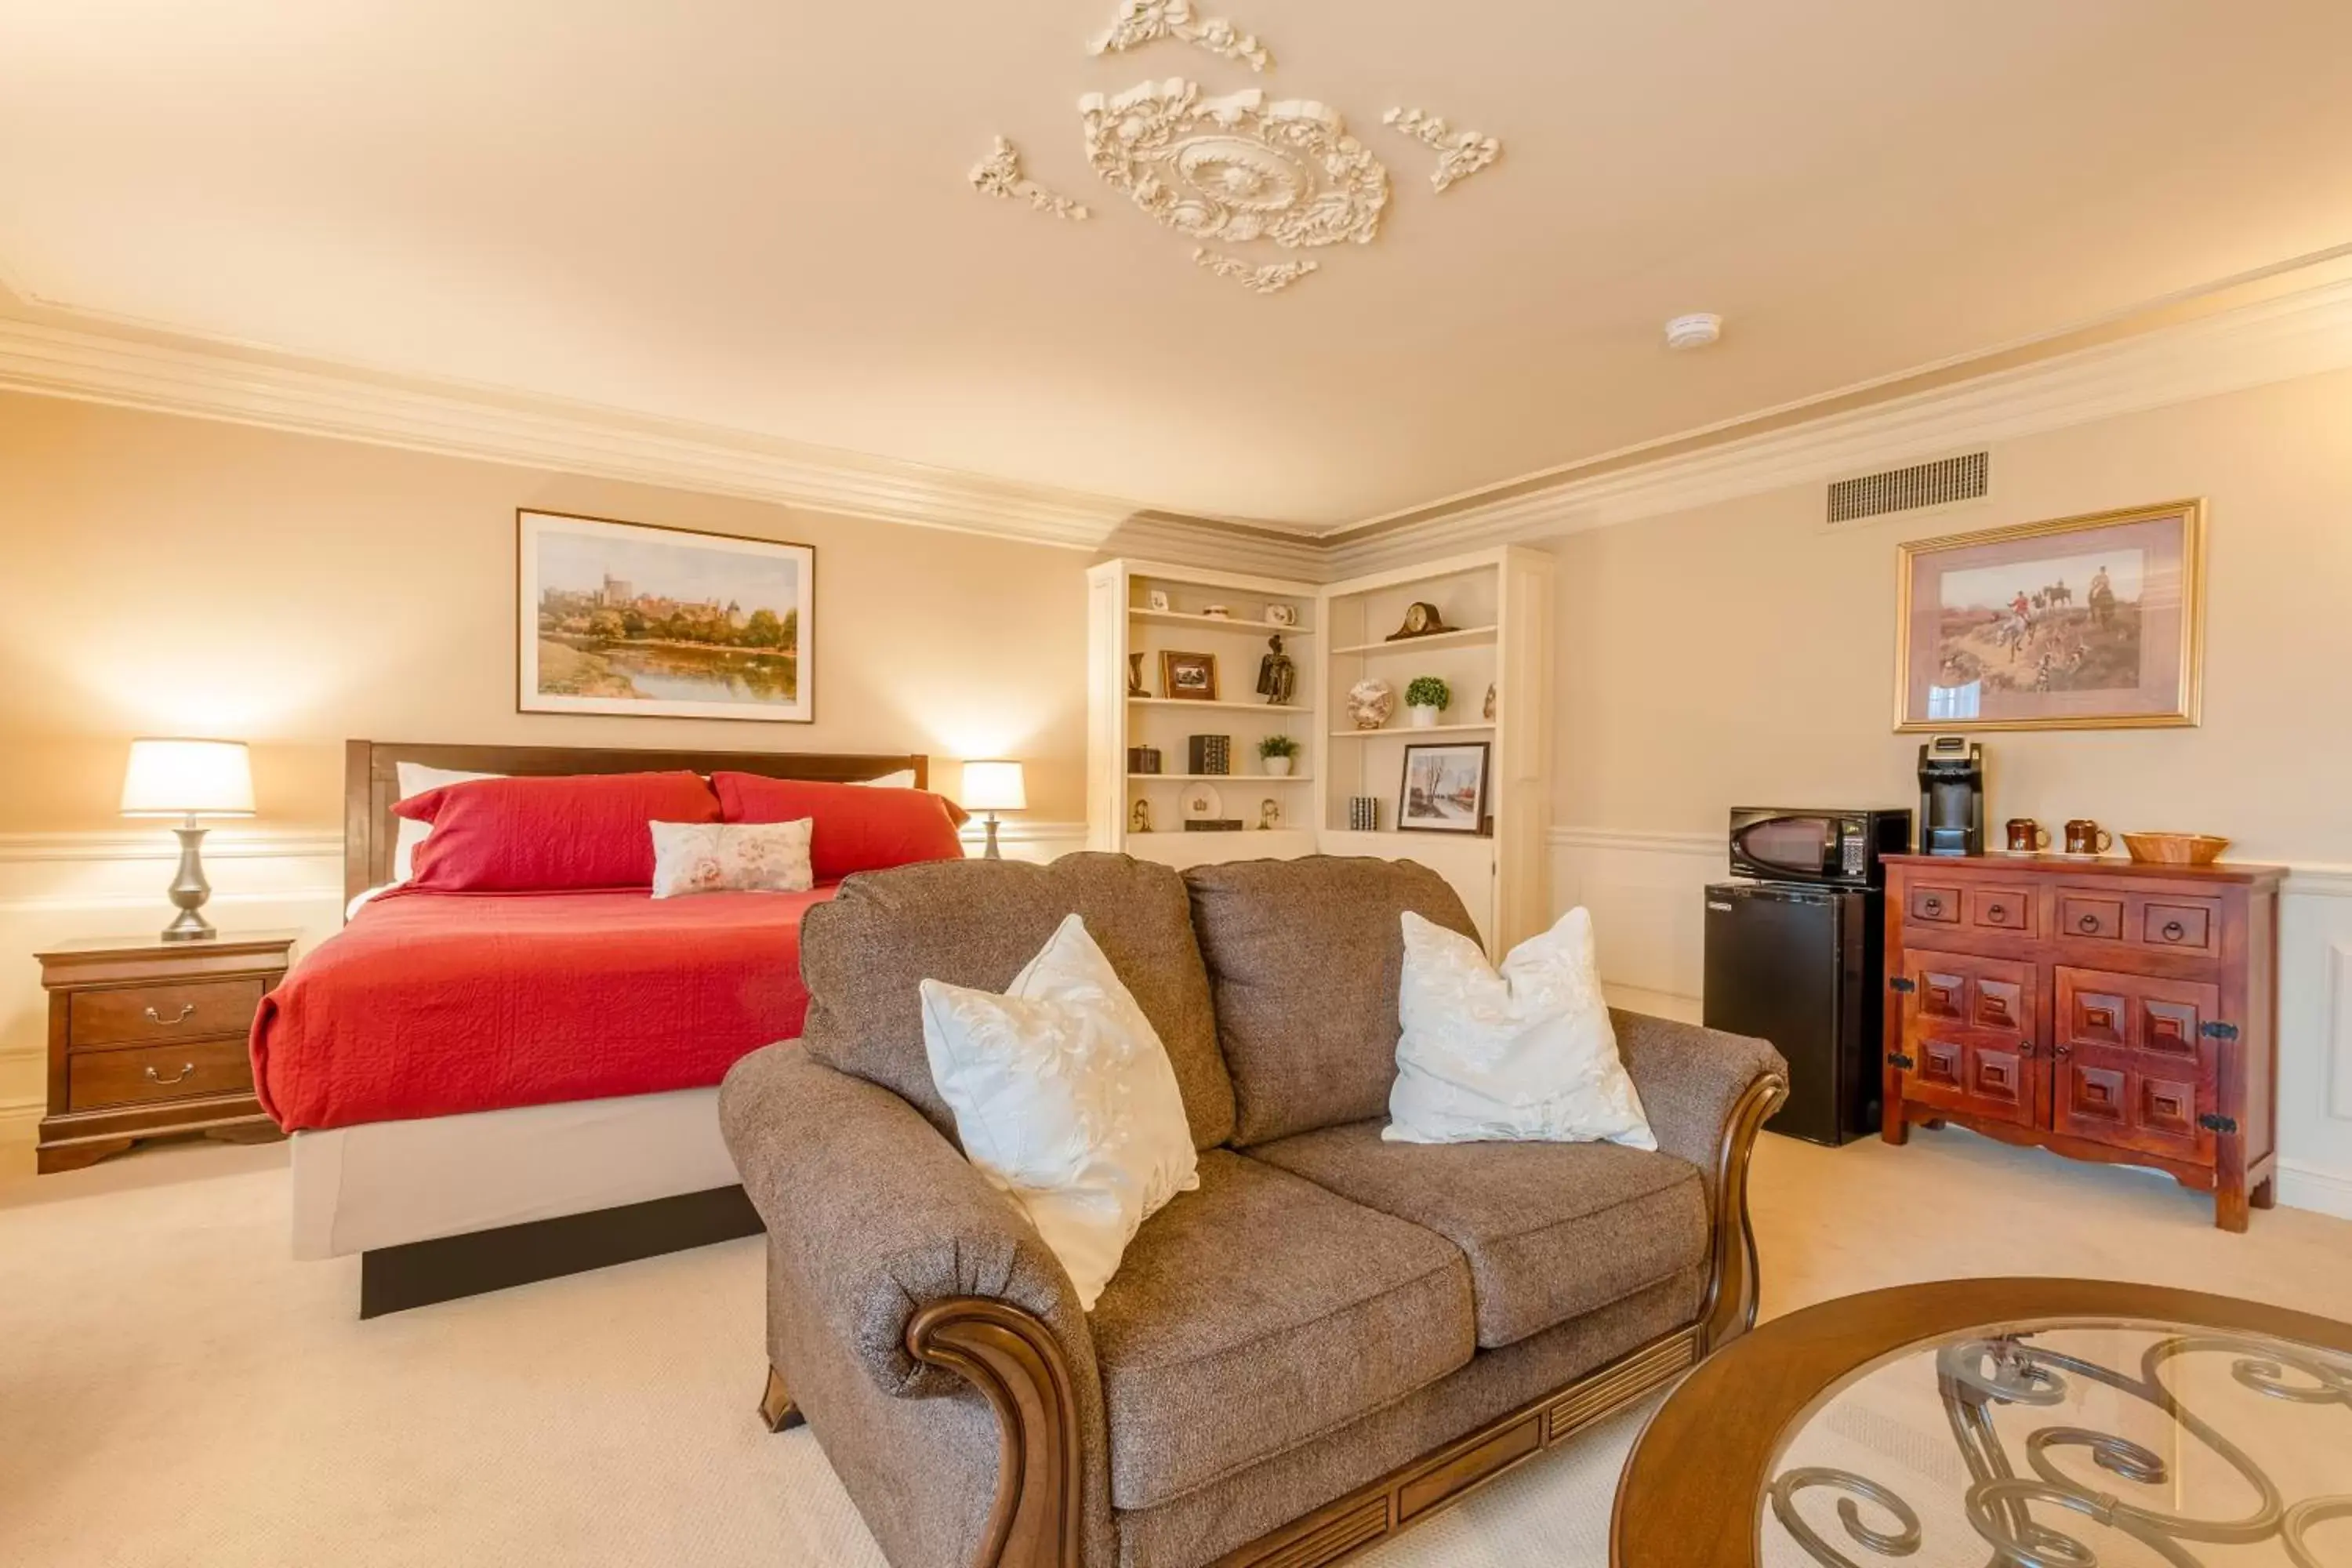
<box><xmin>2277</xmin><ymin>1159</ymin><xmax>2352</xmax><ymax>1221</ymax></box>
<box><xmin>0</xmin><ymin>1093</ymin><xmax>42</xmax><ymax>1143</ymax></box>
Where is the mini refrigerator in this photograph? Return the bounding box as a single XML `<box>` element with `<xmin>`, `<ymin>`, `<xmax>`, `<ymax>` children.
<box><xmin>1701</xmin><ymin>881</ymin><xmax>1882</xmax><ymax>1145</ymax></box>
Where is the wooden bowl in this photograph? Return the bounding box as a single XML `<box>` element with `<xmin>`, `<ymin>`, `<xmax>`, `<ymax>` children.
<box><xmin>2122</xmin><ymin>832</ymin><xmax>2230</xmax><ymax>866</ymax></box>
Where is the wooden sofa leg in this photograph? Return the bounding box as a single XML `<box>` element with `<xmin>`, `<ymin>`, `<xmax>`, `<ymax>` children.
<box><xmin>1698</xmin><ymin>1073</ymin><xmax>1788</xmax><ymax>1356</ymax></box>
<box><xmin>908</xmin><ymin>1299</ymin><xmax>1083</xmax><ymax>1568</ymax></box>
<box><xmin>759</xmin><ymin>1366</ymin><xmax>805</xmax><ymax>1432</ymax></box>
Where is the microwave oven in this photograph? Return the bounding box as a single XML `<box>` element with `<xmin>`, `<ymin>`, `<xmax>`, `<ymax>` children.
<box><xmin>1728</xmin><ymin>808</ymin><xmax>1912</xmax><ymax>888</ymax></box>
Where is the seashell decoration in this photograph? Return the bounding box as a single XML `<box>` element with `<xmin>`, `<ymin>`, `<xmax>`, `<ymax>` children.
<box><xmin>1347</xmin><ymin>678</ymin><xmax>1396</xmax><ymax>731</ymax></box>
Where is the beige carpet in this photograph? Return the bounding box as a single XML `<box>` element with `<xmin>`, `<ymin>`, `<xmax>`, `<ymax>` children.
<box><xmin>2</xmin><ymin>1126</ymin><xmax>2348</xmax><ymax>1568</ymax></box>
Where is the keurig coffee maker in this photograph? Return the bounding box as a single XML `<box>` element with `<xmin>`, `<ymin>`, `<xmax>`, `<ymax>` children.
<box><xmin>1918</xmin><ymin>735</ymin><xmax>1984</xmax><ymax>856</ymax></box>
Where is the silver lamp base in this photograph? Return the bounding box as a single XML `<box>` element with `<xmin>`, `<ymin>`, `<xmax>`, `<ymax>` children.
<box><xmin>982</xmin><ymin>814</ymin><xmax>1004</xmax><ymax>860</ymax></box>
<box><xmin>162</xmin><ymin>820</ymin><xmax>217</xmax><ymax>942</ymax></box>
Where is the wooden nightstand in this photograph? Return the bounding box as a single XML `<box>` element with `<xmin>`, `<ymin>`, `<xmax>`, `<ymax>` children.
<box><xmin>34</xmin><ymin>932</ymin><xmax>296</xmax><ymax>1174</ymax></box>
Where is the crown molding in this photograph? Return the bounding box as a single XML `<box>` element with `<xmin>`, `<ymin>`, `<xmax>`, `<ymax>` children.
<box><xmin>1327</xmin><ymin>277</ymin><xmax>2352</xmax><ymax>575</ymax></box>
<box><xmin>0</xmin><ymin>314</ymin><xmax>1310</xmax><ymax>564</ymax></box>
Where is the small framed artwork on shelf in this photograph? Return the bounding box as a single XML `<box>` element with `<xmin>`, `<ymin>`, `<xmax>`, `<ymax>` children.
<box><xmin>1160</xmin><ymin>651</ymin><xmax>1219</xmax><ymax>701</ymax></box>
<box><xmin>1398</xmin><ymin>742</ymin><xmax>1490</xmax><ymax>835</ymax></box>
<box><xmin>1146</xmin><ymin>589</ymin><xmax>1171</xmax><ymax>612</ymax></box>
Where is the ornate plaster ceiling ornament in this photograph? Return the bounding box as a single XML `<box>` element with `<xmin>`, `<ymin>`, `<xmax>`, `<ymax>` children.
<box><xmin>1192</xmin><ymin>248</ymin><xmax>1317</xmax><ymax>294</ymax></box>
<box><xmin>1079</xmin><ymin>81</ymin><xmax>1389</xmax><ymax>251</ymax></box>
<box><xmin>1089</xmin><ymin>0</ymin><xmax>1272</xmax><ymax>74</ymax></box>
<box><xmin>1381</xmin><ymin>107</ymin><xmax>1502</xmax><ymax>194</ymax></box>
<box><xmin>969</xmin><ymin>136</ymin><xmax>1091</xmax><ymax>221</ymax></box>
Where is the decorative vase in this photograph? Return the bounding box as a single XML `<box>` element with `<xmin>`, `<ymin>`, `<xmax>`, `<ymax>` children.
<box><xmin>1263</xmin><ymin>755</ymin><xmax>1293</xmax><ymax>778</ymax></box>
<box><xmin>1346</xmin><ymin>679</ymin><xmax>1396</xmax><ymax>731</ymax></box>
<box><xmin>1410</xmin><ymin>705</ymin><xmax>1439</xmax><ymax>728</ymax></box>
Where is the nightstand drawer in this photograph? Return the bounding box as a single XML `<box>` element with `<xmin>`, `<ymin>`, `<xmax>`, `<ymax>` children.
<box><xmin>69</xmin><ymin>979</ymin><xmax>266</xmax><ymax>1050</ymax></box>
<box><xmin>67</xmin><ymin>1036</ymin><xmax>253</xmax><ymax>1111</ymax></box>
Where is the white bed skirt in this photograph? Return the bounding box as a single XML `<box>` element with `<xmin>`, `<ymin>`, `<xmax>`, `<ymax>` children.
<box><xmin>289</xmin><ymin>1087</ymin><xmax>739</xmax><ymax>1259</ymax></box>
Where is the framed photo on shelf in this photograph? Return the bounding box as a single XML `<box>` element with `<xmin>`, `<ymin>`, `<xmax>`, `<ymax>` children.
<box><xmin>517</xmin><ymin>510</ymin><xmax>814</xmax><ymax>723</ymax></box>
<box><xmin>1160</xmin><ymin>650</ymin><xmax>1219</xmax><ymax>702</ymax></box>
<box><xmin>1895</xmin><ymin>500</ymin><xmax>2205</xmax><ymax>731</ymax></box>
<box><xmin>1398</xmin><ymin>742</ymin><xmax>1490</xmax><ymax>834</ymax></box>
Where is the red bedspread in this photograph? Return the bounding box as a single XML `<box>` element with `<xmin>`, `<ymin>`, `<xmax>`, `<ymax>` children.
<box><xmin>251</xmin><ymin>885</ymin><xmax>834</xmax><ymax>1132</ymax></box>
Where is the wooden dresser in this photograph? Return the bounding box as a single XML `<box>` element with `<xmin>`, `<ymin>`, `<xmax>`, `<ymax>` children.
<box><xmin>1881</xmin><ymin>855</ymin><xmax>2281</xmax><ymax>1230</ymax></box>
<box><xmin>35</xmin><ymin>933</ymin><xmax>296</xmax><ymax>1174</ymax></box>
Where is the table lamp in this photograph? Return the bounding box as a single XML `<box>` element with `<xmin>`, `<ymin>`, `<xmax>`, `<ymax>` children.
<box><xmin>960</xmin><ymin>760</ymin><xmax>1025</xmax><ymax>861</ymax></box>
<box><xmin>120</xmin><ymin>738</ymin><xmax>255</xmax><ymax>942</ymax></box>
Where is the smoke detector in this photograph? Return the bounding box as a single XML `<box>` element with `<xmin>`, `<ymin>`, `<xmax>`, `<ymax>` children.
<box><xmin>1664</xmin><ymin>313</ymin><xmax>1722</xmax><ymax>351</ymax></box>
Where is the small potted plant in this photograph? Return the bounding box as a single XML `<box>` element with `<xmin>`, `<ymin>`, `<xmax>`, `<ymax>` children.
<box><xmin>1405</xmin><ymin>676</ymin><xmax>1450</xmax><ymax>728</ymax></box>
<box><xmin>1258</xmin><ymin>734</ymin><xmax>1301</xmax><ymax>777</ymax></box>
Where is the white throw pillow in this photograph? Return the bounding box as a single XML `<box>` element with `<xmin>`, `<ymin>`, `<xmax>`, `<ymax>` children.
<box><xmin>1386</xmin><ymin>908</ymin><xmax>1656</xmax><ymax>1149</ymax></box>
<box><xmin>391</xmin><ymin>763</ymin><xmax>502</xmax><ymax>881</ymax></box>
<box><xmin>855</xmin><ymin>770</ymin><xmax>918</xmax><ymax>789</ymax></box>
<box><xmin>919</xmin><ymin>913</ymin><xmax>1199</xmax><ymax>1309</ymax></box>
<box><xmin>648</xmin><ymin>819</ymin><xmax>815</xmax><ymax>898</ymax></box>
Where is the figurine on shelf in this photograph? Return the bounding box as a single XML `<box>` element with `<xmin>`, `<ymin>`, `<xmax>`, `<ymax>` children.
<box><xmin>1256</xmin><ymin>634</ymin><xmax>1297</xmax><ymax>706</ymax></box>
<box><xmin>1127</xmin><ymin>652</ymin><xmax>1148</xmax><ymax>697</ymax></box>
<box><xmin>1483</xmin><ymin>682</ymin><xmax>1497</xmax><ymax>720</ymax></box>
<box><xmin>1258</xmin><ymin>798</ymin><xmax>1282</xmax><ymax>831</ymax></box>
<box><xmin>1131</xmin><ymin>798</ymin><xmax>1153</xmax><ymax>834</ymax></box>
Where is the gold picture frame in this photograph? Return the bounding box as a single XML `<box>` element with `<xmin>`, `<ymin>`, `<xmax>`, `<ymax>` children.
<box><xmin>1894</xmin><ymin>499</ymin><xmax>2205</xmax><ymax>732</ymax></box>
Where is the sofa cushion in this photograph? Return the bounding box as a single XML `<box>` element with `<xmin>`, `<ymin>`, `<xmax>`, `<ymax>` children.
<box><xmin>1087</xmin><ymin>1149</ymin><xmax>1475</xmax><ymax>1510</ymax></box>
<box><xmin>1247</xmin><ymin>1120</ymin><xmax>1709</xmax><ymax>1349</ymax></box>
<box><xmin>799</xmin><ymin>854</ymin><xmax>1236</xmax><ymax>1150</ymax></box>
<box><xmin>1183</xmin><ymin>857</ymin><xmax>1479</xmax><ymax>1145</ymax></box>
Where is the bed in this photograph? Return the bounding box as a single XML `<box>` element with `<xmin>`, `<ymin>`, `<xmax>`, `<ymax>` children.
<box><xmin>274</xmin><ymin>739</ymin><xmax>940</xmax><ymax>1316</ymax></box>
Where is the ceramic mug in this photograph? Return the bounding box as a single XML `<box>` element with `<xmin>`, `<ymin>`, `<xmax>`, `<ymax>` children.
<box><xmin>2005</xmin><ymin>818</ymin><xmax>2052</xmax><ymax>852</ymax></box>
<box><xmin>2064</xmin><ymin>819</ymin><xmax>2114</xmax><ymax>855</ymax></box>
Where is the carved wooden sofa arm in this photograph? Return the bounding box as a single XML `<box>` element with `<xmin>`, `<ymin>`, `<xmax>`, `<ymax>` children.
<box><xmin>906</xmin><ymin>1299</ymin><xmax>1086</xmax><ymax>1568</ymax></box>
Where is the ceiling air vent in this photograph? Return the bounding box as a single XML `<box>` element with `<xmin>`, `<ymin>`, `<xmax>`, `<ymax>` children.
<box><xmin>1826</xmin><ymin>451</ymin><xmax>1989</xmax><ymax>524</ymax></box>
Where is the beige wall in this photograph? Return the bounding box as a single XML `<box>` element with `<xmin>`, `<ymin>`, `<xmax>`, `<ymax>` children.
<box><xmin>0</xmin><ymin>392</ymin><xmax>1091</xmax><ymax>833</ymax></box>
<box><xmin>1552</xmin><ymin>367</ymin><xmax>2352</xmax><ymax>861</ymax></box>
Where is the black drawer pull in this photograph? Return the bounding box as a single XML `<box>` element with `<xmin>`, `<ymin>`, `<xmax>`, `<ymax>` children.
<box><xmin>2162</xmin><ymin>920</ymin><xmax>2186</xmax><ymax>942</ymax></box>
<box><xmin>2079</xmin><ymin>913</ymin><xmax>2101</xmax><ymax>933</ymax></box>
<box><xmin>144</xmin><ymin>1062</ymin><xmax>198</xmax><ymax>1087</ymax></box>
<box><xmin>143</xmin><ymin>1004</ymin><xmax>198</xmax><ymax>1026</ymax></box>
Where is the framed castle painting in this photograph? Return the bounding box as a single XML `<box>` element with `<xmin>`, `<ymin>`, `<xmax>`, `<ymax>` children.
<box><xmin>517</xmin><ymin>510</ymin><xmax>815</xmax><ymax>722</ymax></box>
<box><xmin>1895</xmin><ymin>500</ymin><xmax>2204</xmax><ymax>731</ymax></box>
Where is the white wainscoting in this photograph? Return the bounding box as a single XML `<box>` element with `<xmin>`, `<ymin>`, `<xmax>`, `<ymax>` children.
<box><xmin>0</xmin><ymin>823</ymin><xmax>1093</xmax><ymax>1152</ymax></box>
<box><xmin>1549</xmin><ymin>827</ymin><xmax>2352</xmax><ymax>1221</ymax></box>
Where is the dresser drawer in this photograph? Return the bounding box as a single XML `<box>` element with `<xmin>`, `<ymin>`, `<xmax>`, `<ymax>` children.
<box><xmin>69</xmin><ymin>979</ymin><xmax>265</xmax><ymax>1050</ymax></box>
<box><xmin>1966</xmin><ymin>886</ymin><xmax>2035</xmax><ymax>935</ymax></box>
<box><xmin>1907</xmin><ymin>884</ymin><xmax>1963</xmax><ymax>925</ymax></box>
<box><xmin>2140</xmin><ymin>899</ymin><xmax>2217</xmax><ymax>954</ymax></box>
<box><xmin>2060</xmin><ymin>894</ymin><xmax>2125</xmax><ymax>941</ymax></box>
<box><xmin>67</xmin><ymin>1036</ymin><xmax>253</xmax><ymax>1111</ymax></box>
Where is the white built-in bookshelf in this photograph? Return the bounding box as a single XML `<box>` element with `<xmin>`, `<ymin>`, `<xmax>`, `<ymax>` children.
<box><xmin>1087</xmin><ymin>547</ymin><xmax>1553</xmax><ymax>950</ymax></box>
<box><xmin>1086</xmin><ymin>559</ymin><xmax>1321</xmax><ymax>870</ymax></box>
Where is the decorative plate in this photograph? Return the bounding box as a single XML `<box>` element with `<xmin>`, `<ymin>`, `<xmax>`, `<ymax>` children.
<box><xmin>1181</xmin><ymin>782</ymin><xmax>1224</xmax><ymax>821</ymax></box>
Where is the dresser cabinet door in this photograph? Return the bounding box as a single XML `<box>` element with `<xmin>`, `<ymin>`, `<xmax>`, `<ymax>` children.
<box><xmin>1896</xmin><ymin>949</ymin><xmax>2041</xmax><ymax>1128</ymax></box>
<box><xmin>2052</xmin><ymin>967</ymin><xmax>2220</xmax><ymax>1163</ymax></box>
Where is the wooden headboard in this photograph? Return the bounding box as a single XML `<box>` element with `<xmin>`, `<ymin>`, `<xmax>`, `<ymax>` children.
<box><xmin>344</xmin><ymin>739</ymin><xmax>930</xmax><ymax>904</ymax></box>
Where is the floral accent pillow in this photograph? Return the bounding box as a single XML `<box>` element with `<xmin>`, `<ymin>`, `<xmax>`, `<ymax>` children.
<box><xmin>918</xmin><ymin>913</ymin><xmax>1200</xmax><ymax>1310</ymax></box>
<box><xmin>648</xmin><ymin>819</ymin><xmax>815</xmax><ymax>899</ymax></box>
<box><xmin>1385</xmin><ymin>907</ymin><xmax>1656</xmax><ymax>1149</ymax></box>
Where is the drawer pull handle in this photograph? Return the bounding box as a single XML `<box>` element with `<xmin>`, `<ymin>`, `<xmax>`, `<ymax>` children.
<box><xmin>1922</xmin><ymin>898</ymin><xmax>1942</xmax><ymax>915</ymax></box>
<box><xmin>144</xmin><ymin>1062</ymin><xmax>198</xmax><ymax>1087</ymax></box>
<box><xmin>2056</xmin><ymin>1042</ymin><xmax>2073</xmax><ymax>1058</ymax></box>
<box><xmin>2079</xmin><ymin>914</ymin><xmax>2101</xmax><ymax>934</ymax></box>
<box><xmin>144</xmin><ymin>1004</ymin><xmax>198</xmax><ymax>1026</ymax></box>
<box><xmin>1988</xmin><ymin>904</ymin><xmax>2006</xmax><ymax>920</ymax></box>
<box><xmin>2162</xmin><ymin>920</ymin><xmax>2187</xmax><ymax>942</ymax></box>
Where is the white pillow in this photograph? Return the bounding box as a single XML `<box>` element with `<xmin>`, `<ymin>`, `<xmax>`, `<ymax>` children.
<box><xmin>1385</xmin><ymin>908</ymin><xmax>1656</xmax><ymax>1149</ymax></box>
<box><xmin>919</xmin><ymin>913</ymin><xmax>1199</xmax><ymax>1309</ymax></box>
<box><xmin>855</xmin><ymin>770</ymin><xmax>918</xmax><ymax>789</ymax></box>
<box><xmin>391</xmin><ymin>763</ymin><xmax>502</xmax><ymax>881</ymax></box>
<box><xmin>648</xmin><ymin>819</ymin><xmax>815</xmax><ymax>898</ymax></box>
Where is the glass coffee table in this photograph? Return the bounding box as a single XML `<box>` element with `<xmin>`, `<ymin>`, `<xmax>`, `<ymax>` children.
<box><xmin>1611</xmin><ymin>1279</ymin><xmax>2352</xmax><ymax>1567</ymax></box>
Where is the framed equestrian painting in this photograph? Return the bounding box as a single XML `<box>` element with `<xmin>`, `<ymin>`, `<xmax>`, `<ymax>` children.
<box><xmin>1895</xmin><ymin>500</ymin><xmax>2205</xmax><ymax>731</ymax></box>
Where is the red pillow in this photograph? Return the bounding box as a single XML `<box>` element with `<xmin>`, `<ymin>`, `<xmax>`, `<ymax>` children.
<box><xmin>395</xmin><ymin>771</ymin><xmax>720</xmax><ymax>891</ymax></box>
<box><xmin>713</xmin><ymin>773</ymin><xmax>966</xmax><ymax>884</ymax></box>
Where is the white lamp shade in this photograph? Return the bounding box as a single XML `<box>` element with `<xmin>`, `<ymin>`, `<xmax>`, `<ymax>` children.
<box><xmin>960</xmin><ymin>760</ymin><xmax>1026</xmax><ymax>812</ymax></box>
<box><xmin>120</xmin><ymin>739</ymin><xmax>256</xmax><ymax>818</ymax></box>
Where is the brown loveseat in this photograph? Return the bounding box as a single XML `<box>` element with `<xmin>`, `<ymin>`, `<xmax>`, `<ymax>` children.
<box><xmin>720</xmin><ymin>854</ymin><xmax>1787</xmax><ymax>1568</ymax></box>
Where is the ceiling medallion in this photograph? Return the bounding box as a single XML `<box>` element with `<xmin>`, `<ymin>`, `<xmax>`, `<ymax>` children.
<box><xmin>1079</xmin><ymin>80</ymin><xmax>1389</xmax><ymax>251</ymax></box>
<box><xmin>1381</xmin><ymin>108</ymin><xmax>1502</xmax><ymax>193</ymax></box>
<box><xmin>969</xmin><ymin>136</ymin><xmax>1091</xmax><ymax>221</ymax></box>
<box><xmin>1089</xmin><ymin>0</ymin><xmax>1272</xmax><ymax>73</ymax></box>
<box><xmin>1192</xmin><ymin>249</ymin><xmax>1318</xmax><ymax>295</ymax></box>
